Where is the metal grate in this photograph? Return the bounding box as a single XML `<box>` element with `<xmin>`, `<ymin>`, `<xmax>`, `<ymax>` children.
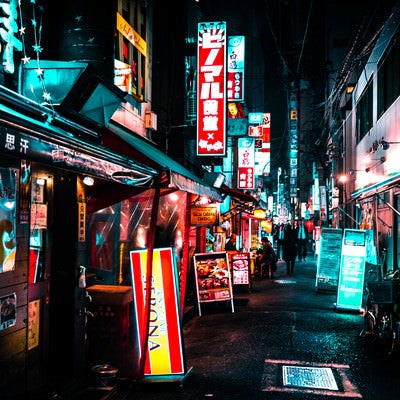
<box><xmin>282</xmin><ymin>366</ymin><xmax>338</xmax><ymax>391</ymax></box>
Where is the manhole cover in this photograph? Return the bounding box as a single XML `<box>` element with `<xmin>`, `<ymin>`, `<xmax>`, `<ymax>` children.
<box><xmin>282</xmin><ymin>365</ymin><xmax>338</xmax><ymax>391</ymax></box>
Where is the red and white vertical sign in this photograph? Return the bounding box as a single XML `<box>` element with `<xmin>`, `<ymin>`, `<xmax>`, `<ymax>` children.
<box><xmin>130</xmin><ymin>248</ymin><xmax>186</xmax><ymax>377</ymax></box>
<box><xmin>227</xmin><ymin>36</ymin><xmax>245</xmax><ymax>101</ymax></box>
<box><xmin>254</xmin><ymin>113</ymin><xmax>271</xmax><ymax>176</ymax></box>
<box><xmin>197</xmin><ymin>21</ymin><xmax>227</xmax><ymax>156</ymax></box>
<box><xmin>237</xmin><ymin>138</ymin><xmax>255</xmax><ymax>189</ymax></box>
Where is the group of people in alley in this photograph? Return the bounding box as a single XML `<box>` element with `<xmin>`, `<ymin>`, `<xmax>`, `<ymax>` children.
<box><xmin>260</xmin><ymin>219</ymin><xmax>311</xmax><ymax>277</ymax></box>
<box><xmin>225</xmin><ymin>219</ymin><xmax>312</xmax><ymax>279</ymax></box>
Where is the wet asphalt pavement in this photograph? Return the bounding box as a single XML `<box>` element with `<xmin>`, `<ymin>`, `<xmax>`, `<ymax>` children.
<box><xmin>76</xmin><ymin>256</ymin><xmax>400</xmax><ymax>400</ymax></box>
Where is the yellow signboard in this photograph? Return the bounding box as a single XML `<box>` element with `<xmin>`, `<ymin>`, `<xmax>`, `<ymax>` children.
<box><xmin>116</xmin><ymin>12</ymin><xmax>147</xmax><ymax>56</ymax></box>
<box><xmin>190</xmin><ymin>206</ymin><xmax>218</xmax><ymax>226</ymax></box>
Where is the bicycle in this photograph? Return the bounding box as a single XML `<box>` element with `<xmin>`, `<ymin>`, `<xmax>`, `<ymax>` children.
<box><xmin>362</xmin><ymin>268</ymin><xmax>400</xmax><ymax>357</ymax></box>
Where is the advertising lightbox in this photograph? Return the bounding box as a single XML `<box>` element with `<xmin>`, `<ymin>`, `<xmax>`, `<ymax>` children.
<box><xmin>227</xmin><ymin>36</ymin><xmax>245</xmax><ymax>101</ymax></box>
<box><xmin>336</xmin><ymin>229</ymin><xmax>367</xmax><ymax>311</ymax></box>
<box><xmin>197</xmin><ymin>21</ymin><xmax>227</xmax><ymax>156</ymax></box>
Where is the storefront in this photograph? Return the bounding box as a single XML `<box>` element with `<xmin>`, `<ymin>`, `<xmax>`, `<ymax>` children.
<box><xmin>0</xmin><ymin>86</ymin><xmax>159</xmax><ymax>397</ymax></box>
<box><xmin>350</xmin><ymin>174</ymin><xmax>400</xmax><ymax>276</ymax></box>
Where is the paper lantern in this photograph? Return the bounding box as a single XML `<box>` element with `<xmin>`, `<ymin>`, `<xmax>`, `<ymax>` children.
<box><xmin>305</xmin><ymin>219</ymin><xmax>314</xmax><ymax>233</ymax></box>
<box><xmin>253</xmin><ymin>207</ymin><xmax>266</xmax><ymax>220</ymax></box>
<box><xmin>260</xmin><ymin>219</ymin><xmax>273</xmax><ymax>234</ymax></box>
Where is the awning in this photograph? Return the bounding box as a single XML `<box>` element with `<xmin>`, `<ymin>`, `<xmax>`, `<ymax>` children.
<box><xmin>219</xmin><ymin>184</ymin><xmax>259</xmax><ymax>219</ymax></box>
<box><xmin>0</xmin><ymin>86</ymin><xmax>157</xmax><ymax>184</ymax></box>
<box><xmin>219</xmin><ymin>184</ymin><xmax>259</xmax><ymax>205</ymax></box>
<box><xmin>104</xmin><ymin>121</ymin><xmax>223</xmax><ymax>202</ymax></box>
<box><xmin>350</xmin><ymin>172</ymin><xmax>400</xmax><ymax>199</ymax></box>
<box><xmin>0</xmin><ymin>85</ymin><xmax>159</xmax><ymax>213</ymax></box>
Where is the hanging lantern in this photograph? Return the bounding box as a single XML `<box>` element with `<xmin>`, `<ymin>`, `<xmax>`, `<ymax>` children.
<box><xmin>260</xmin><ymin>219</ymin><xmax>273</xmax><ymax>234</ymax></box>
<box><xmin>305</xmin><ymin>219</ymin><xmax>314</xmax><ymax>233</ymax></box>
<box><xmin>253</xmin><ymin>207</ymin><xmax>266</xmax><ymax>220</ymax></box>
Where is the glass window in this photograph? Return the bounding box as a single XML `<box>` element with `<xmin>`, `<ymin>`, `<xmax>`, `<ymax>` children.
<box><xmin>356</xmin><ymin>79</ymin><xmax>373</xmax><ymax>142</ymax></box>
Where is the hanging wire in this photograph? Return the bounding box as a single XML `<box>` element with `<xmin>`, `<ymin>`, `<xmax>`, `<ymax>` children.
<box><xmin>296</xmin><ymin>0</ymin><xmax>313</xmax><ymax>77</ymax></box>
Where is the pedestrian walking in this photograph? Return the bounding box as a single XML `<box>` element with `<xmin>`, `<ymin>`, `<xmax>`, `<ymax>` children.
<box><xmin>282</xmin><ymin>223</ymin><xmax>297</xmax><ymax>275</ymax></box>
<box><xmin>295</xmin><ymin>219</ymin><xmax>309</xmax><ymax>261</ymax></box>
<box><xmin>260</xmin><ymin>236</ymin><xmax>277</xmax><ymax>279</ymax></box>
<box><xmin>275</xmin><ymin>223</ymin><xmax>285</xmax><ymax>260</ymax></box>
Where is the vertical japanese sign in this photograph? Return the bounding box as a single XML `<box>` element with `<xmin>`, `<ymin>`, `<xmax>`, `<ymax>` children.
<box><xmin>230</xmin><ymin>251</ymin><xmax>250</xmax><ymax>286</ymax></box>
<box><xmin>227</xmin><ymin>36</ymin><xmax>244</xmax><ymax>101</ymax></box>
<box><xmin>237</xmin><ymin>138</ymin><xmax>255</xmax><ymax>189</ymax></box>
<box><xmin>130</xmin><ymin>248</ymin><xmax>186</xmax><ymax>379</ymax></box>
<box><xmin>289</xmin><ymin>92</ymin><xmax>298</xmax><ymax>198</ymax></box>
<box><xmin>0</xmin><ymin>0</ymin><xmax>23</xmax><ymax>74</ymax></box>
<box><xmin>197</xmin><ymin>21</ymin><xmax>227</xmax><ymax>156</ymax></box>
<box><xmin>254</xmin><ymin>113</ymin><xmax>271</xmax><ymax>176</ymax></box>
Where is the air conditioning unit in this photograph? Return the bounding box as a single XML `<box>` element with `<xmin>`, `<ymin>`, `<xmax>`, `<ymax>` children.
<box><xmin>144</xmin><ymin>111</ymin><xmax>157</xmax><ymax>130</ymax></box>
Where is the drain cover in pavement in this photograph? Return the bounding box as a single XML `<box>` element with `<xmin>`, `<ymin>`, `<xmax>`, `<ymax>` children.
<box><xmin>261</xmin><ymin>359</ymin><xmax>362</xmax><ymax>397</ymax></box>
<box><xmin>282</xmin><ymin>365</ymin><xmax>338</xmax><ymax>390</ymax></box>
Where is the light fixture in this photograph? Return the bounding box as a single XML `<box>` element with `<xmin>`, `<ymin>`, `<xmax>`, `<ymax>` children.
<box><xmin>346</xmin><ymin>84</ymin><xmax>355</xmax><ymax>94</ymax></box>
<box><xmin>365</xmin><ymin>157</ymin><xmax>386</xmax><ymax>172</ymax></box>
<box><xmin>253</xmin><ymin>207</ymin><xmax>266</xmax><ymax>219</ymax></box>
<box><xmin>83</xmin><ymin>176</ymin><xmax>94</xmax><ymax>186</ymax></box>
<box><xmin>380</xmin><ymin>140</ymin><xmax>400</xmax><ymax>150</ymax></box>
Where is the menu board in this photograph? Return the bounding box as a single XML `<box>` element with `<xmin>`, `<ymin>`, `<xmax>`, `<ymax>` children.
<box><xmin>316</xmin><ymin>228</ymin><xmax>343</xmax><ymax>291</ymax></box>
<box><xmin>336</xmin><ymin>229</ymin><xmax>367</xmax><ymax>311</ymax></box>
<box><xmin>230</xmin><ymin>252</ymin><xmax>250</xmax><ymax>287</ymax></box>
<box><xmin>193</xmin><ymin>252</ymin><xmax>234</xmax><ymax>316</ymax></box>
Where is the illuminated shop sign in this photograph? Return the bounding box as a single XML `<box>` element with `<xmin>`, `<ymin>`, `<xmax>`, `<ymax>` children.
<box><xmin>237</xmin><ymin>138</ymin><xmax>255</xmax><ymax>189</ymax></box>
<box><xmin>0</xmin><ymin>0</ymin><xmax>22</xmax><ymax>74</ymax></box>
<box><xmin>227</xmin><ymin>36</ymin><xmax>245</xmax><ymax>101</ymax></box>
<box><xmin>254</xmin><ymin>113</ymin><xmax>271</xmax><ymax>176</ymax></box>
<box><xmin>130</xmin><ymin>248</ymin><xmax>186</xmax><ymax>378</ymax></box>
<box><xmin>0</xmin><ymin>127</ymin><xmax>148</xmax><ymax>184</ymax></box>
<box><xmin>190</xmin><ymin>205</ymin><xmax>218</xmax><ymax>226</ymax></box>
<box><xmin>197</xmin><ymin>21</ymin><xmax>227</xmax><ymax>156</ymax></box>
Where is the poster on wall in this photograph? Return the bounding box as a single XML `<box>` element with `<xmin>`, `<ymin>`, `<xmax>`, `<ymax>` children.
<box><xmin>28</xmin><ymin>299</ymin><xmax>40</xmax><ymax>350</ymax></box>
<box><xmin>0</xmin><ymin>168</ymin><xmax>17</xmax><ymax>273</ymax></box>
<box><xmin>130</xmin><ymin>247</ymin><xmax>190</xmax><ymax>382</ymax></box>
<box><xmin>193</xmin><ymin>252</ymin><xmax>234</xmax><ymax>316</ymax></box>
<box><xmin>0</xmin><ymin>293</ymin><xmax>16</xmax><ymax>330</ymax></box>
<box><xmin>316</xmin><ymin>228</ymin><xmax>343</xmax><ymax>292</ymax></box>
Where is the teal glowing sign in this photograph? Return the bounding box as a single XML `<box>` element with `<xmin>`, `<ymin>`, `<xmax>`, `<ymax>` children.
<box><xmin>336</xmin><ymin>229</ymin><xmax>367</xmax><ymax>310</ymax></box>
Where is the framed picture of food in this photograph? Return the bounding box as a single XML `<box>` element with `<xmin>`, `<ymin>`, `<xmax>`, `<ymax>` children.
<box><xmin>193</xmin><ymin>252</ymin><xmax>234</xmax><ymax>316</ymax></box>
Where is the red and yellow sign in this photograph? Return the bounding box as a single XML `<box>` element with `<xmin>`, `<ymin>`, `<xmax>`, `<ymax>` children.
<box><xmin>197</xmin><ymin>21</ymin><xmax>227</xmax><ymax>156</ymax></box>
<box><xmin>130</xmin><ymin>248</ymin><xmax>185</xmax><ymax>377</ymax></box>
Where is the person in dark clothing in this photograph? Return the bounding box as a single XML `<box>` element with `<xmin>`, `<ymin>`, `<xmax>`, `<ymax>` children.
<box><xmin>282</xmin><ymin>223</ymin><xmax>297</xmax><ymax>275</ymax></box>
<box><xmin>260</xmin><ymin>236</ymin><xmax>277</xmax><ymax>279</ymax></box>
<box><xmin>225</xmin><ymin>233</ymin><xmax>237</xmax><ymax>251</ymax></box>
<box><xmin>295</xmin><ymin>219</ymin><xmax>309</xmax><ymax>261</ymax></box>
<box><xmin>275</xmin><ymin>223</ymin><xmax>285</xmax><ymax>260</ymax></box>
